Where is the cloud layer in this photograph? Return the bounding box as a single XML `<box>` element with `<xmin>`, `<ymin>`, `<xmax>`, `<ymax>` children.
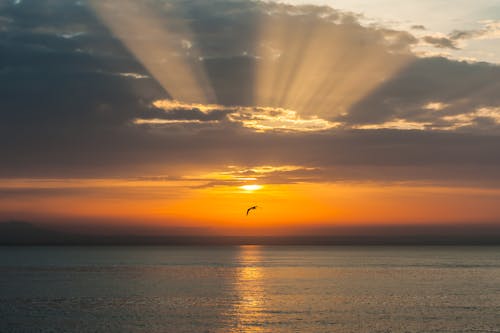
<box><xmin>0</xmin><ymin>0</ymin><xmax>499</xmax><ymax>188</ymax></box>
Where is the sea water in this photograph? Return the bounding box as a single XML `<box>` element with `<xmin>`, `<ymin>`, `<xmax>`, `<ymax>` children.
<box><xmin>1</xmin><ymin>246</ymin><xmax>499</xmax><ymax>332</ymax></box>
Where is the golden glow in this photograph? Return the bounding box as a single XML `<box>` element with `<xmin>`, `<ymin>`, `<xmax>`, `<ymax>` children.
<box><xmin>240</xmin><ymin>185</ymin><xmax>263</xmax><ymax>191</ymax></box>
<box><xmin>353</xmin><ymin>119</ymin><xmax>431</xmax><ymax>130</ymax></box>
<box><xmin>152</xmin><ymin>99</ymin><xmax>222</xmax><ymax>113</ymax></box>
<box><xmin>241</xmin><ymin>165</ymin><xmax>314</xmax><ymax>173</ymax></box>
<box><xmin>442</xmin><ymin>107</ymin><xmax>500</xmax><ymax>129</ymax></box>
<box><xmin>424</xmin><ymin>102</ymin><xmax>450</xmax><ymax>111</ymax></box>
<box><xmin>138</xmin><ymin>100</ymin><xmax>339</xmax><ymax>132</ymax></box>
<box><xmin>133</xmin><ymin>119</ymin><xmax>216</xmax><ymax>125</ymax></box>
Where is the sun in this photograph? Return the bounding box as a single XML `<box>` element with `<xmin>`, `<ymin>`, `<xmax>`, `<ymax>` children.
<box><xmin>240</xmin><ymin>184</ymin><xmax>263</xmax><ymax>191</ymax></box>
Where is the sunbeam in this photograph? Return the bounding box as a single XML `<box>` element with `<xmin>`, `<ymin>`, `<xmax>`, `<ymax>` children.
<box><xmin>254</xmin><ymin>7</ymin><xmax>412</xmax><ymax>119</ymax></box>
<box><xmin>89</xmin><ymin>0</ymin><xmax>216</xmax><ymax>104</ymax></box>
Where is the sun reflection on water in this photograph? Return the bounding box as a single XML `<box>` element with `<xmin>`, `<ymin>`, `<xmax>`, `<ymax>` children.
<box><xmin>231</xmin><ymin>245</ymin><xmax>266</xmax><ymax>332</ymax></box>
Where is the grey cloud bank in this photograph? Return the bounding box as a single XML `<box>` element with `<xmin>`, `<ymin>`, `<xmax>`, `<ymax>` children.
<box><xmin>0</xmin><ymin>0</ymin><xmax>499</xmax><ymax>186</ymax></box>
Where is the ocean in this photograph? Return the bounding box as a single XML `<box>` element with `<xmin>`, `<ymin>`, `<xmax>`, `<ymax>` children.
<box><xmin>1</xmin><ymin>246</ymin><xmax>499</xmax><ymax>332</ymax></box>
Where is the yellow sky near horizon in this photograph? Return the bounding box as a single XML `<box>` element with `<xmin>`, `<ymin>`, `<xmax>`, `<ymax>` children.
<box><xmin>1</xmin><ymin>171</ymin><xmax>500</xmax><ymax>235</ymax></box>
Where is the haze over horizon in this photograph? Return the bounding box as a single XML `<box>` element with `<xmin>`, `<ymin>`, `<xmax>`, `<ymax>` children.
<box><xmin>1</xmin><ymin>0</ymin><xmax>500</xmax><ymax>236</ymax></box>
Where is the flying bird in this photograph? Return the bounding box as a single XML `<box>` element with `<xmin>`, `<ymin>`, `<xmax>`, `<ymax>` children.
<box><xmin>246</xmin><ymin>205</ymin><xmax>258</xmax><ymax>216</ymax></box>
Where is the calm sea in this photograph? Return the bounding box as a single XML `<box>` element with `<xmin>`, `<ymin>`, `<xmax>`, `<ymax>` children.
<box><xmin>0</xmin><ymin>246</ymin><xmax>499</xmax><ymax>332</ymax></box>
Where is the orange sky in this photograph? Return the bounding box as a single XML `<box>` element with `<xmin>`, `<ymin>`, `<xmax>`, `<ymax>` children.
<box><xmin>1</xmin><ymin>172</ymin><xmax>500</xmax><ymax>235</ymax></box>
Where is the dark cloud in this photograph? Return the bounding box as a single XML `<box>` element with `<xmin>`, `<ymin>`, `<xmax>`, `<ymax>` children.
<box><xmin>339</xmin><ymin>57</ymin><xmax>500</xmax><ymax>128</ymax></box>
<box><xmin>422</xmin><ymin>35</ymin><xmax>459</xmax><ymax>49</ymax></box>
<box><xmin>0</xmin><ymin>0</ymin><xmax>499</xmax><ymax>188</ymax></box>
<box><xmin>380</xmin><ymin>29</ymin><xmax>419</xmax><ymax>52</ymax></box>
<box><xmin>411</xmin><ymin>25</ymin><xmax>426</xmax><ymax>30</ymax></box>
<box><xmin>448</xmin><ymin>21</ymin><xmax>500</xmax><ymax>42</ymax></box>
<box><xmin>2</xmin><ymin>126</ymin><xmax>500</xmax><ymax>187</ymax></box>
<box><xmin>448</xmin><ymin>30</ymin><xmax>480</xmax><ymax>40</ymax></box>
<box><xmin>420</xmin><ymin>21</ymin><xmax>500</xmax><ymax>50</ymax></box>
<box><xmin>140</xmin><ymin>106</ymin><xmax>232</xmax><ymax>122</ymax></box>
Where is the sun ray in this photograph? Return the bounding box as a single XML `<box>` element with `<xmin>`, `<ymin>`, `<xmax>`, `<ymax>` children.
<box><xmin>89</xmin><ymin>0</ymin><xmax>216</xmax><ymax>104</ymax></box>
<box><xmin>254</xmin><ymin>7</ymin><xmax>412</xmax><ymax>120</ymax></box>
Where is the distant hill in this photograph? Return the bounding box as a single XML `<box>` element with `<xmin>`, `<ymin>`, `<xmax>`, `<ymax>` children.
<box><xmin>0</xmin><ymin>221</ymin><xmax>66</xmax><ymax>244</ymax></box>
<box><xmin>1</xmin><ymin>221</ymin><xmax>500</xmax><ymax>245</ymax></box>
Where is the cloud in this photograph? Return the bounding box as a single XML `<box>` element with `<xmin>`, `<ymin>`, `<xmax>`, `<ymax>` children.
<box><xmin>0</xmin><ymin>0</ymin><xmax>499</xmax><ymax>188</ymax></box>
<box><xmin>449</xmin><ymin>20</ymin><xmax>500</xmax><ymax>41</ymax></box>
<box><xmin>135</xmin><ymin>99</ymin><xmax>339</xmax><ymax>132</ymax></box>
<box><xmin>411</xmin><ymin>25</ymin><xmax>426</xmax><ymax>30</ymax></box>
<box><xmin>179</xmin><ymin>165</ymin><xmax>322</xmax><ymax>188</ymax></box>
<box><xmin>227</xmin><ymin>107</ymin><xmax>339</xmax><ymax>132</ymax></box>
<box><xmin>422</xmin><ymin>35</ymin><xmax>459</xmax><ymax>50</ymax></box>
<box><xmin>440</xmin><ymin>107</ymin><xmax>500</xmax><ymax>131</ymax></box>
<box><xmin>423</xmin><ymin>102</ymin><xmax>449</xmax><ymax>111</ymax></box>
<box><xmin>141</xmin><ymin>100</ymin><xmax>233</xmax><ymax>122</ymax></box>
<box><xmin>339</xmin><ymin>57</ymin><xmax>500</xmax><ymax>130</ymax></box>
<box><xmin>419</xmin><ymin>20</ymin><xmax>500</xmax><ymax>51</ymax></box>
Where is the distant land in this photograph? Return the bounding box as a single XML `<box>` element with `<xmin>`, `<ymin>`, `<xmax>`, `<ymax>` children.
<box><xmin>1</xmin><ymin>221</ymin><xmax>500</xmax><ymax>245</ymax></box>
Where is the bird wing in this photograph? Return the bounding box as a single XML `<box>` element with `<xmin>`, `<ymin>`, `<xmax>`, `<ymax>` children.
<box><xmin>246</xmin><ymin>206</ymin><xmax>257</xmax><ymax>215</ymax></box>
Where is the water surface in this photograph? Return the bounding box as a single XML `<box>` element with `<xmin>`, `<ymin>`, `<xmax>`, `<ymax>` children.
<box><xmin>1</xmin><ymin>246</ymin><xmax>499</xmax><ymax>332</ymax></box>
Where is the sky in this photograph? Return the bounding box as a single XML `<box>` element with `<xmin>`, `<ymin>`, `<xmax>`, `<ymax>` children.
<box><xmin>1</xmin><ymin>0</ymin><xmax>500</xmax><ymax>236</ymax></box>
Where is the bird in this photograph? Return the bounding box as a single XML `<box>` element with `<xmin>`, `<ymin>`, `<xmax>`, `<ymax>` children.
<box><xmin>246</xmin><ymin>205</ymin><xmax>258</xmax><ymax>216</ymax></box>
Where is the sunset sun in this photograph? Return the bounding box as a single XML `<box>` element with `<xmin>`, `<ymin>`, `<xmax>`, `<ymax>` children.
<box><xmin>240</xmin><ymin>184</ymin><xmax>263</xmax><ymax>191</ymax></box>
